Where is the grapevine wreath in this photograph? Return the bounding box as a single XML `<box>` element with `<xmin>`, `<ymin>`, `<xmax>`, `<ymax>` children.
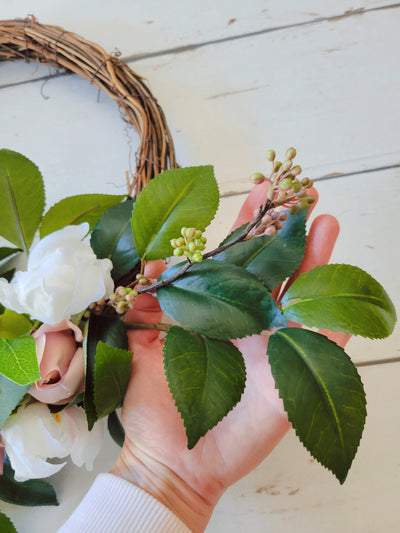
<box><xmin>0</xmin><ymin>16</ymin><xmax>396</xmax><ymax>530</ymax></box>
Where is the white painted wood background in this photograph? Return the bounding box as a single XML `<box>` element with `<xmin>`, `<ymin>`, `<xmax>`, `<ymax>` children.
<box><xmin>1</xmin><ymin>1</ymin><xmax>399</xmax><ymax>531</ymax></box>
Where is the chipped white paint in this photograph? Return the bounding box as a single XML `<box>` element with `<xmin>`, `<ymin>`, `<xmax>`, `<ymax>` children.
<box><xmin>1</xmin><ymin>2</ymin><xmax>399</xmax><ymax>531</ymax></box>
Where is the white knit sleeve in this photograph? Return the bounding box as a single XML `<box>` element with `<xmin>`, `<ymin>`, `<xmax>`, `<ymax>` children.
<box><xmin>57</xmin><ymin>473</ymin><xmax>191</xmax><ymax>532</ymax></box>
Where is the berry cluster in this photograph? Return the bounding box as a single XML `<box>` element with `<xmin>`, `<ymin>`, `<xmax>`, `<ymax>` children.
<box><xmin>170</xmin><ymin>227</ymin><xmax>207</xmax><ymax>263</ymax></box>
<box><xmin>251</xmin><ymin>147</ymin><xmax>315</xmax><ymax>214</ymax></box>
<box><xmin>108</xmin><ymin>286</ymin><xmax>138</xmax><ymax>315</ymax></box>
<box><xmin>246</xmin><ymin>210</ymin><xmax>289</xmax><ymax>239</ymax></box>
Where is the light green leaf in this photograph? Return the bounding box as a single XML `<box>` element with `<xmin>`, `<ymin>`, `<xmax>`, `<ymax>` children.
<box><xmin>281</xmin><ymin>264</ymin><xmax>396</xmax><ymax>338</ymax></box>
<box><xmin>0</xmin><ymin>247</ymin><xmax>22</xmax><ymax>262</ymax></box>
<box><xmin>0</xmin><ymin>336</ymin><xmax>39</xmax><ymax>385</ymax></box>
<box><xmin>164</xmin><ymin>326</ymin><xmax>246</xmax><ymax>449</ymax></box>
<box><xmin>214</xmin><ymin>209</ymin><xmax>307</xmax><ymax>289</ymax></box>
<box><xmin>0</xmin><ymin>512</ymin><xmax>17</xmax><ymax>533</ymax></box>
<box><xmin>0</xmin><ymin>149</ymin><xmax>45</xmax><ymax>252</ymax></box>
<box><xmin>84</xmin><ymin>315</ymin><xmax>129</xmax><ymax>430</ymax></box>
<box><xmin>0</xmin><ymin>374</ymin><xmax>29</xmax><ymax>429</ymax></box>
<box><xmin>0</xmin><ymin>310</ymin><xmax>33</xmax><ymax>338</ymax></box>
<box><xmin>40</xmin><ymin>194</ymin><xmax>125</xmax><ymax>237</ymax></box>
<box><xmin>132</xmin><ymin>166</ymin><xmax>219</xmax><ymax>260</ymax></box>
<box><xmin>268</xmin><ymin>327</ymin><xmax>366</xmax><ymax>483</ymax></box>
<box><xmin>0</xmin><ymin>457</ymin><xmax>58</xmax><ymax>506</ymax></box>
<box><xmin>158</xmin><ymin>260</ymin><xmax>287</xmax><ymax>340</ymax></box>
<box><xmin>93</xmin><ymin>341</ymin><xmax>133</xmax><ymax>420</ymax></box>
<box><xmin>91</xmin><ymin>199</ymin><xmax>139</xmax><ymax>280</ymax></box>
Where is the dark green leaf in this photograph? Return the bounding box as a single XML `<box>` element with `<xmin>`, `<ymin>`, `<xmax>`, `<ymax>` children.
<box><xmin>0</xmin><ymin>149</ymin><xmax>45</xmax><ymax>251</ymax></box>
<box><xmin>214</xmin><ymin>210</ymin><xmax>307</xmax><ymax>289</ymax></box>
<box><xmin>91</xmin><ymin>200</ymin><xmax>139</xmax><ymax>280</ymax></box>
<box><xmin>107</xmin><ymin>411</ymin><xmax>125</xmax><ymax>447</ymax></box>
<box><xmin>93</xmin><ymin>341</ymin><xmax>132</xmax><ymax>420</ymax></box>
<box><xmin>0</xmin><ymin>269</ymin><xmax>16</xmax><ymax>282</ymax></box>
<box><xmin>0</xmin><ymin>310</ymin><xmax>33</xmax><ymax>338</ymax></box>
<box><xmin>0</xmin><ymin>247</ymin><xmax>22</xmax><ymax>262</ymax></box>
<box><xmin>268</xmin><ymin>328</ymin><xmax>366</xmax><ymax>483</ymax></box>
<box><xmin>281</xmin><ymin>264</ymin><xmax>396</xmax><ymax>338</ymax></box>
<box><xmin>0</xmin><ymin>458</ymin><xmax>58</xmax><ymax>506</ymax></box>
<box><xmin>164</xmin><ymin>326</ymin><xmax>246</xmax><ymax>448</ymax></box>
<box><xmin>84</xmin><ymin>315</ymin><xmax>128</xmax><ymax>430</ymax></box>
<box><xmin>158</xmin><ymin>260</ymin><xmax>287</xmax><ymax>339</ymax></box>
<box><xmin>40</xmin><ymin>194</ymin><xmax>125</xmax><ymax>237</ymax></box>
<box><xmin>0</xmin><ymin>512</ymin><xmax>17</xmax><ymax>533</ymax></box>
<box><xmin>0</xmin><ymin>336</ymin><xmax>39</xmax><ymax>385</ymax></box>
<box><xmin>0</xmin><ymin>374</ymin><xmax>29</xmax><ymax>429</ymax></box>
<box><xmin>132</xmin><ymin>166</ymin><xmax>219</xmax><ymax>260</ymax></box>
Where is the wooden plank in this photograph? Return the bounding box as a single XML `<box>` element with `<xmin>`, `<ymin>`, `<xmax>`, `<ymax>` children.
<box><xmin>208</xmin><ymin>362</ymin><xmax>400</xmax><ymax>532</ymax></box>
<box><xmin>0</xmin><ymin>1</ymin><xmax>396</xmax><ymax>64</ymax></box>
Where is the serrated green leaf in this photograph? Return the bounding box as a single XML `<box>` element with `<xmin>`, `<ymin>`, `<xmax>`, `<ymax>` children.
<box><xmin>0</xmin><ymin>247</ymin><xmax>22</xmax><ymax>262</ymax></box>
<box><xmin>132</xmin><ymin>166</ymin><xmax>219</xmax><ymax>260</ymax></box>
<box><xmin>268</xmin><ymin>328</ymin><xmax>366</xmax><ymax>483</ymax></box>
<box><xmin>107</xmin><ymin>410</ymin><xmax>125</xmax><ymax>447</ymax></box>
<box><xmin>0</xmin><ymin>374</ymin><xmax>29</xmax><ymax>429</ymax></box>
<box><xmin>281</xmin><ymin>264</ymin><xmax>396</xmax><ymax>338</ymax></box>
<box><xmin>0</xmin><ymin>149</ymin><xmax>45</xmax><ymax>251</ymax></box>
<box><xmin>0</xmin><ymin>310</ymin><xmax>33</xmax><ymax>338</ymax></box>
<box><xmin>84</xmin><ymin>315</ymin><xmax>128</xmax><ymax>430</ymax></box>
<box><xmin>214</xmin><ymin>209</ymin><xmax>307</xmax><ymax>289</ymax></box>
<box><xmin>0</xmin><ymin>458</ymin><xmax>58</xmax><ymax>506</ymax></box>
<box><xmin>158</xmin><ymin>260</ymin><xmax>287</xmax><ymax>340</ymax></box>
<box><xmin>0</xmin><ymin>336</ymin><xmax>39</xmax><ymax>385</ymax></box>
<box><xmin>91</xmin><ymin>200</ymin><xmax>139</xmax><ymax>280</ymax></box>
<box><xmin>0</xmin><ymin>512</ymin><xmax>17</xmax><ymax>533</ymax></box>
<box><xmin>93</xmin><ymin>341</ymin><xmax>132</xmax><ymax>420</ymax></box>
<box><xmin>164</xmin><ymin>326</ymin><xmax>246</xmax><ymax>448</ymax></box>
<box><xmin>39</xmin><ymin>194</ymin><xmax>125</xmax><ymax>237</ymax></box>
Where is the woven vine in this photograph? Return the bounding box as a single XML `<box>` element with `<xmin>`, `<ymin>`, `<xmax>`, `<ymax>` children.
<box><xmin>0</xmin><ymin>15</ymin><xmax>177</xmax><ymax>194</ymax></box>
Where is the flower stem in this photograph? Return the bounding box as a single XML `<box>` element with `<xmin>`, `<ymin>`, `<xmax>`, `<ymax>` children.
<box><xmin>125</xmin><ymin>321</ymin><xmax>171</xmax><ymax>332</ymax></box>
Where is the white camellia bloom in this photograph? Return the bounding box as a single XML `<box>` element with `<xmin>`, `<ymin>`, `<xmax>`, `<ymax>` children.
<box><xmin>0</xmin><ymin>403</ymin><xmax>105</xmax><ymax>482</ymax></box>
<box><xmin>0</xmin><ymin>223</ymin><xmax>113</xmax><ymax>324</ymax></box>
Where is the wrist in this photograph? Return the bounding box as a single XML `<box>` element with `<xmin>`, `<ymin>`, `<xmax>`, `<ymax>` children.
<box><xmin>110</xmin><ymin>442</ymin><xmax>216</xmax><ymax>532</ymax></box>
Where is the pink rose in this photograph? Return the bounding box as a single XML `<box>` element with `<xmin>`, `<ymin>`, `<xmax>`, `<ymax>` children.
<box><xmin>29</xmin><ymin>320</ymin><xmax>85</xmax><ymax>405</ymax></box>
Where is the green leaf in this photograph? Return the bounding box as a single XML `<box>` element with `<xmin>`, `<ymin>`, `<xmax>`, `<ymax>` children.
<box><xmin>268</xmin><ymin>328</ymin><xmax>366</xmax><ymax>483</ymax></box>
<box><xmin>0</xmin><ymin>247</ymin><xmax>22</xmax><ymax>262</ymax></box>
<box><xmin>93</xmin><ymin>341</ymin><xmax>132</xmax><ymax>420</ymax></box>
<box><xmin>0</xmin><ymin>512</ymin><xmax>17</xmax><ymax>533</ymax></box>
<box><xmin>91</xmin><ymin>200</ymin><xmax>140</xmax><ymax>280</ymax></box>
<box><xmin>84</xmin><ymin>315</ymin><xmax>129</xmax><ymax>430</ymax></box>
<box><xmin>0</xmin><ymin>374</ymin><xmax>29</xmax><ymax>429</ymax></box>
<box><xmin>281</xmin><ymin>264</ymin><xmax>396</xmax><ymax>338</ymax></box>
<box><xmin>158</xmin><ymin>260</ymin><xmax>287</xmax><ymax>340</ymax></box>
<box><xmin>0</xmin><ymin>149</ymin><xmax>45</xmax><ymax>252</ymax></box>
<box><xmin>0</xmin><ymin>458</ymin><xmax>58</xmax><ymax>506</ymax></box>
<box><xmin>0</xmin><ymin>336</ymin><xmax>39</xmax><ymax>385</ymax></box>
<box><xmin>107</xmin><ymin>411</ymin><xmax>125</xmax><ymax>447</ymax></box>
<box><xmin>39</xmin><ymin>194</ymin><xmax>125</xmax><ymax>237</ymax></box>
<box><xmin>0</xmin><ymin>310</ymin><xmax>33</xmax><ymax>338</ymax></box>
<box><xmin>214</xmin><ymin>209</ymin><xmax>307</xmax><ymax>289</ymax></box>
<box><xmin>164</xmin><ymin>326</ymin><xmax>246</xmax><ymax>448</ymax></box>
<box><xmin>132</xmin><ymin>166</ymin><xmax>219</xmax><ymax>260</ymax></box>
<box><xmin>0</xmin><ymin>269</ymin><xmax>16</xmax><ymax>282</ymax></box>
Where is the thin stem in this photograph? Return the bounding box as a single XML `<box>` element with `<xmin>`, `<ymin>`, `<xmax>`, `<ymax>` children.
<box><xmin>136</xmin><ymin>198</ymin><xmax>274</xmax><ymax>295</ymax></box>
<box><xmin>125</xmin><ymin>321</ymin><xmax>171</xmax><ymax>331</ymax></box>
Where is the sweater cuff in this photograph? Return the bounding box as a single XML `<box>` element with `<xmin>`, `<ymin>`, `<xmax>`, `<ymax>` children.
<box><xmin>58</xmin><ymin>473</ymin><xmax>191</xmax><ymax>532</ymax></box>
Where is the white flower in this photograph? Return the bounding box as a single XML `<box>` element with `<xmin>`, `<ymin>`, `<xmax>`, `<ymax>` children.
<box><xmin>0</xmin><ymin>224</ymin><xmax>113</xmax><ymax>324</ymax></box>
<box><xmin>0</xmin><ymin>403</ymin><xmax>105</xmax><ymax>482</ymax></box>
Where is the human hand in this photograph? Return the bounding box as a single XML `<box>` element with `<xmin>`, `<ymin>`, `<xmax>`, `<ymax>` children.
<box><xmin>111</xmin><ymin>182</ymin><xmax>348</xmax><ymax>532</ymax></box>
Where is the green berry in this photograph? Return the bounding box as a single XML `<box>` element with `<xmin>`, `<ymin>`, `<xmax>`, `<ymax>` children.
<box><xmin>281</xmin><ymin>159</ymin><xmax>292</xmax><ymax>172</ymax></box>
<box><xmin>285</xmin><ymin>147</ymin><xmax>297</xmax><ymax>160</ymax></box>
<box><xmin>170</xmin><ymin>238</ymin><xmax>177</xmax><ymax>248</ymax></box>
<box><xmin>181</xmin><ymin>227</ymin><xmax>187</xmax><ymax>237</ymax></box>
<box><xmin>195</xmin><ymin>230</ymin><xmax>203</xmax><ymax>239</ymax></box>
<box><xmin>192</xmin><ymin>252</ymin><xmax>203</xmax><ymax>262</ymax></box>
<box><xmin>297</xmin><ymin>199</ymin><xmax>309</xmax><ymax>210</ymax></box>
<box><xmin>289</xmin><ymin>205</ymin><xmax>298</xmax><ymax>215</ymax></box>
<box><xmin>174</xmin><ymin>247</ymin><xmax>184</xmax><ymax>257</ymax></box>
<box><xmin>301</xmin><ymin>177</ymin><xmax>310</xmax><ymax>186</ymax></box>
<box><xmin>188</xmin><ymin>241</ymin><xmax>197</xmax><ymax>253</ymax></box>
<box><xmin>291</xmin><ymin>165</ymin><xmax>302</xmax><ymax>176</ymax></box>
<box><xmin>196</xmin><ymin>240</ymin><xmax>205</xmax><ymax>251</ymax></box>
<box><xmin>251</xmin><ymin>172</ymin><xmax>265</xmax><ymax>184</ymax></box>
<box><xmin>274</xmin><ymin>161</ymin><xmax>282</xmax><ymax>171</ymax></box>
<box><xmin>186</xmin><ymin>228</ymin><xmax>196</xmax><ymax>239</ymax></box>
<box><xmin>265</xmin><ymin>149</ymin><xmax>276</xmax><ymax>161</ymax></box>
<box><xmin>176</xmin><ymin>237</ymin><xmax>185</xmax><ymax>247</ymax></box>
<box><xmin>200</xmin><ymin>236</ymin><xmax>207</xmax><ymax>244</ymax></box>
<box><xmin>292</xmin><ymin>180</ymin><xmax>302</xmax><ymax>193</ymax></box>
<box><xmin>306</xmin><ymin>195</ymin><xmax>315</xmax><ymax>204</ymax></box>
<box><xmin>280</xmin><ymin>177</ymin><xmax>293</xmax><ymax>190</ymax></box>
